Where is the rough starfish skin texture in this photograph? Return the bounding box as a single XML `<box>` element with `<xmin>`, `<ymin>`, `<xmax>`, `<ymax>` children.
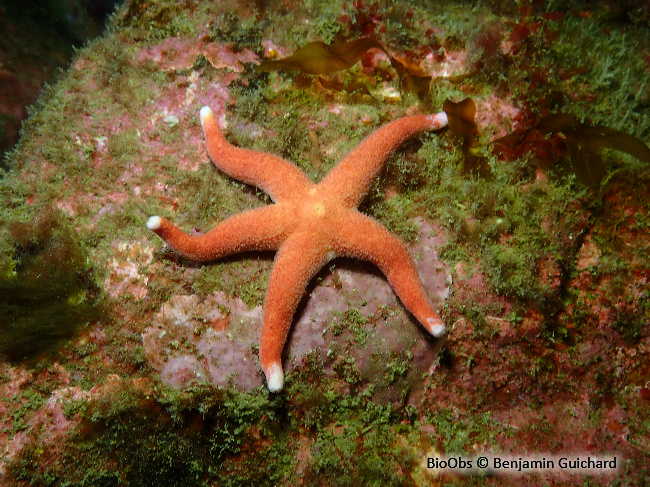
<box><xmin>147</xmin><ymin>106</ymin><xmax>449</xmax><ymax>392</ymax></box>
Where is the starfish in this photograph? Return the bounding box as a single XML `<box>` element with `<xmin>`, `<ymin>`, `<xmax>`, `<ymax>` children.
<box><xmin>147</xmin><ymin>106</ymin><xmax>449</xmax><ymax>391</ymax></box>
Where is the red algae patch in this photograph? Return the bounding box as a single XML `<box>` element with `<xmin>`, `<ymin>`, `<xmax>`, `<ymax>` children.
<box><xmin>136</xmin><ymin>38</ymin><xmax>259</xmax><ymax>73</ymax></box>
<box><xmin>105</xmin><ymin>240</ymin><xmax>155</xmax><ymax>300</ymax></box>
<box><xmin>143</xmin><ymin>292</ymin><xmax>266</xmax><ymax>389</ymax></box>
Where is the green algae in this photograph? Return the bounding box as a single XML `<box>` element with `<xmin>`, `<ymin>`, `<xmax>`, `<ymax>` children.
<box><xmin>5</xmin><ymin>373</ymin><xmax>471</xmax><ymax>486</ymax></box>
<box><xmin>116</xmin><ymin>0</ymin><xmax>201</xmax><ymax>41</ymax></box>
<box><xmin>192</xmin><ymin>256</ymin><xmax>272</xmax><ymax>309</ymax></box>
<box><xmin>0</xmin><ymin>208</ymin><xmax>104</xmax><ymax>362</ymax></box>
<box><xmin>8</xmin><ymin>382</ymin><xmax>289</xmax><ymax>486</ymax></box>
<box><xmin>426</xmin><ymin>408</ymin><xmax>506</xmax><ymax>455</ymax></box>
<box><xmin>419</xmin><ymin>129</ymin><xmax>586</xmax><ymax>310</ymax></box>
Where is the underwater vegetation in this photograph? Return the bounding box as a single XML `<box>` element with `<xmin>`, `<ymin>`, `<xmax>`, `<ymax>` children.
<box><xmin>264</xmin><ymin>34</ymin><xmax>650</xmax><ymax>188</ymax></box>
<box><xmin>0</xmin><ymin>208</ymin><xmax>103</xmax><ymax>362</ymax></box>
<box><xmin>259</xmin><ymin>36</ymin><xmax>473</xmax><ymax>100</ymax></box>
<box><xmin>259</xmin><ymin>38</ymin><xmax>384</xmax><ymax>75</ymax></box>
<box><xmin>259</xmin><ymin>37</ymin><xmax>392</xmax><ymax>96</ymax></box>
<box><xmin>495</xmin><ymin>113</ymin><xmax>650</xmax><ymax>186</ymax></box>
<box><xmin>443</xmin><ymin>98</ymin><xmax>477</xmax><ymax>138</ymax></box>
<box><xmin>6</xmin><ymin>376</ymin><xmax>442</xmax><ymax>486</ymax></box>
<box><xmin>442</xmin><ymin>97</ymin><xmax>491</xmax><ymax>177</ymax></box>
<box><xmin>258</xmin><ymin>33</ymin><xmax>650</xmax><ymax>189</ymax></box>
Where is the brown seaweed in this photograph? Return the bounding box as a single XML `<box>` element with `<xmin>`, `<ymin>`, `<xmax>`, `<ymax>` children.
<box><xmin>390</xmin><ymin>57</ymin><xmax>474</xmax><ymax>98</ymax></box>
<box><xmin>317</xmin><ymin>77</ymin><xmax>372</xmax><ymax>95</ymax></box>
<box><xmin>259</xmin><ymin>36</ymin><xmax>469</xmax><ymax>99</ymax></box>
<box><xmin>443</xmin><ymin>98</ymin><xmax>478</xmax><ymax>137</ymax></box>
<box><xmin>433</xmin><ymin>71</ymin><xmax>476</xmax><ymax>85</ymax></box>
<box><xmin>443</xmin><ymin>98</ymin><xmax>491</xmax><ymax>178</ymax></box>
<box><xmin>258</xmin><ymin>38</ymin><xmax>384</xmax><ymax>75</ymax></box>
<box><xmin>389</xmin><ymin>55</ymin><xmax>432</xmax><ymax>98</ymax></box>
<box><xmin>536</xmin><ymin>113</ymin><xmax>650</xmax><ymax>186</ymax></box>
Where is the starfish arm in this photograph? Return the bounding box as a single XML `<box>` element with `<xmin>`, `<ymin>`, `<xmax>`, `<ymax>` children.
<box><xmin>259</xmin><ymin>232</ymin><xmax>333</xmax><ymax>392</ymax></box>
<box><xmin>332</xmin><ymin>211</ymin><xmax>445</xmax><ymax>337</ymax></box>
<box><xmin>320</xmin><ymin>112</ymin><xmax>448</xmax><ymax>207</ymax></box>
<box><xmin>146</xmin><ymin>205</ymin><xmax>289</xmax><ymax>261</ymax></box>
<box><xmin>200</xmin><ymin>107</ymin><xmax>314</xmax><ymax>203</ymax></box>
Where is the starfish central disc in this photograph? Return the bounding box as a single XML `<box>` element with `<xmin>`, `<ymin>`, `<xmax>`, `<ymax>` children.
<box><xmin>148</xmin><ymin>106</ymin><xmax>449</xmax><ymax>391</ymax></box>
<box><xmin>311</xmin><ymin>201</ymin><xmax>326</xmax><ymax>217</ymax></box>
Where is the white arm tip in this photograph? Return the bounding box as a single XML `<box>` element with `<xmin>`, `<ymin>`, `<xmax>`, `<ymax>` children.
<box><xmin>265</xmin><ymin>363</ymin><xmax>284</xmax><ymax>392</ymax></box>
<box><xmin>200</xmin><ymin>106</ymin><xmax>212</xmax><ymax>124</ymax></box>
<box><xmin>428</xmin><ymin>112</ymin><xmax>449</xmax><ymax>130</ymax></box>
<box><xmin>146</xmin><ymin>216</ymin><xmax>162</xmax><ymax>230</ymax></box>
<box><xmin>427</xmin><ymin>317</ymin><xmax>446</xmax><ymax>337</ymax></box>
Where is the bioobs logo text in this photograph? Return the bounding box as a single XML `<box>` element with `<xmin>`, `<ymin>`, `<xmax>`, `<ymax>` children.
<box><xmin>425</xmin><ymin>455</ymin><xmax>619</xmax><ymax>475</ymax></box>
<box><xmin>427</xmin><ymin>457</ymin><xmax>476</xmax><ymax>469</ymax></box>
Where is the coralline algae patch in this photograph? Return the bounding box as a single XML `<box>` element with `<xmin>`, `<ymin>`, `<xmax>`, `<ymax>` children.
<box><xmin>0</xmin><ymin>368</ymin><xmax>148</xmax><ymax>476</ymax></box>
<box><xmin>1</xmin><ymin>384</ymin><xmax>89</xmax><ymax>474</ymax></box>
<box><xmin>437</xmin><ymin>315</ymin><xmax>638</xmax><ymax>458</ymax></box>
<box><xmin>136</xmin><ymin>37</ymin><xmax>259</xmax><ymax>73</ymax></box>
<box><xmin>24</xmin><ymin>35</ymin><xmax>257</xmax><ymax>221</ymax></box>
<box><xmin>143</xmin><ymin>292</ymin><xmax>265</xmax><ymax>389</ymax></box>
<box><xmin>143</xmin><ymin>219</ymin><xmax>450</xmax><ymax>393</ymax></box>
<box><xmin>411</xmin><ymin>218</ymin><xmax>451</xmax><ymax>305</ymax></box>
<box><xmin>129</xmin><ymin>37</ymin><xmax>259</xmax><ymax>149</ymax></box>
<box><xmin>104</xmin><ymin>240</ymin><xmax>155</xmax><ymax>300</ymax></box>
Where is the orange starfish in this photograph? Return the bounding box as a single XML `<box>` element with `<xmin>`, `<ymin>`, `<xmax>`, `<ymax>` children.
<box><xmin>147</xmin><ymin>106</ymin><xmax>449</xmax><ymax>391</ymax></box>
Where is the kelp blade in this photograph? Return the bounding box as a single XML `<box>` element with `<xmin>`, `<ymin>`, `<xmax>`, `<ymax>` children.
<box><xmin>259</xmin><ymin>38</ymin><xmax>384</xmax><ymax>75</ymax></box>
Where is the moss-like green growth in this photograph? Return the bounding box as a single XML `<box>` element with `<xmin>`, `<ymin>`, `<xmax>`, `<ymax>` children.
<box><xmin>611</xmin><ymin>290</ymin><xmax>650</xmax><ymax>345</ymax></box>
<box><xmin>6</xmin><ymin>381</ymin><xmax>286</xmax><ymax>486</ymax></box>
<box><xmin>420</xmin><ymin>132</ymin><xmax>586</xmax><ymax>311</ymax></box>
<box><xmin>192</xmin><ymin>255</ymin><xmax>272</xmax><ymax>308</ymax></box>
<box><xmin>6</xmin><ymin>374</ymin><xmax>455</xmax><ymax>486</ymax></box>
<box><xmin>0</xmin><ymin>208</ymin><xmax>103</xmax><ymax>362</ymax></box>
<box><xmin>115</xmin><ymin>0</ymin><xmax>200</xmax><ymax>41</ymax></box>
<box><xmin>426</xmin><ymin>408</ymin><xmax>504</xmax><ymax>454</ymax></box>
